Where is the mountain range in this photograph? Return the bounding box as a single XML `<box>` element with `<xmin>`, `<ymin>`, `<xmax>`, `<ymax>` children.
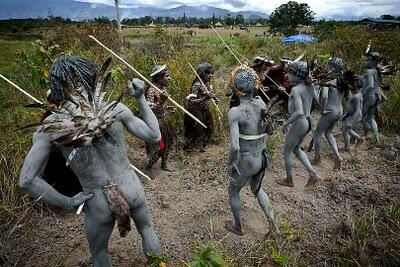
<box><xmin>0</xmin><ymin>0</ymin><xmax>268</xmax><ymax>21</ymax></box>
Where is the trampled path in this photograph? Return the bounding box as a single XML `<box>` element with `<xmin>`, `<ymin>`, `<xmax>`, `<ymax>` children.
<box><xmin>1</xmin><ymin>130</ymin><xmax>399</xmax><ymax>266</ymax></box>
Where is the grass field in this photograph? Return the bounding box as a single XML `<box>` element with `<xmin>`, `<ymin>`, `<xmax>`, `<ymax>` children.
<box><xmin>0</xmin><ymin>23</ymin><xmax>399</xmax><ymax>266</ymax></box>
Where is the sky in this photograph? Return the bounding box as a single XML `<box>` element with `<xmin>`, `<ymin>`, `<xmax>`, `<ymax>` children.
<box><xmin>78</xmin><ymin>0</ymin><xmax>400</xmax><ymax>18</ymax></box>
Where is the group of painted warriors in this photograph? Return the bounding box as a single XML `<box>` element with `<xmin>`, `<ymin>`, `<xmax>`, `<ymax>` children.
<box><xmin>17</xmin><ymin>43</ymin><xmax>397</xmax><ymax>266</ymax></box>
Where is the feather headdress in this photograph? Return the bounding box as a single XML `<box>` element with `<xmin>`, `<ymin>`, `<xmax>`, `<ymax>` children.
<box><xmin>23</xmin><ymin>57</ymin><xmax>122</xmax><ymax>147</ymax></box>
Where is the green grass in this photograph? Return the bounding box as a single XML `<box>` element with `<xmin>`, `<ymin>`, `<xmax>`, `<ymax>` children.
<box><xmin>0</xmin><ymin>23</ymin><xmax>400</xmax><ymax>265</ymax></box>
<box><xmin>0</xmin><ymin>37</ymin><xmax>41</xmax><ymax>235</ymax></box>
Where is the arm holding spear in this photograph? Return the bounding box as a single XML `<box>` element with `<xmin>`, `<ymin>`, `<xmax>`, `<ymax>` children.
<box><xmin>187</xmin><ymin>62</ymin><xmax>223</xmax><ymax>118</ymax></box>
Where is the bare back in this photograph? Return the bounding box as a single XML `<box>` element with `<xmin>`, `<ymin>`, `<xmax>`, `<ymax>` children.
<box><xmin>288</xmin><ymin>83</ymin><xmax>314</xmax><ymax>119</ymax></box>
<box><xmin>229</xmin><ymin>97</ymin><xmax>267</xmax><ymax>153</ymax></box>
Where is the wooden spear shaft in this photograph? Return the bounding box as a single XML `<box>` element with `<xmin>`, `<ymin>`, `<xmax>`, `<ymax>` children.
<box><xmin>89</xmin><ymin>35</ymin><xmax>207</xmax><ymax>129</ymax></box>
<box><xmin>211</xmin><ymin>26</ymin><xmax>242</xmax><ymax>65</ymax></box>
<box><xmin>0</xmin><ymin>73</ymin><xmax>152</xmax><ymax>214</ymax></box>
<box><xmin>228</xmin><ymin>48</ymin><xmax>289</xmax><ymax>97</ymax></box>
<box><xmin>210</xmin><ymin>26</ymin><xmax>270</xmax><ymax>101</ymax></box>
<box><xmin>187</xmin><ymin>62</ymin><xmax>223</xmax><ymax>117</ymax></box>
<box><xmin>0</xmin><ymin>74</ymin><xmax>43</xmax><ymax>104</ymax></box>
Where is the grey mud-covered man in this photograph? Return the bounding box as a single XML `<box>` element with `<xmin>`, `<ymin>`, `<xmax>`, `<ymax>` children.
<box><xmin>226</xmin><ymin>67</ymin><xmax>279</xmax><ymax>236</ymax></box>
<box><xmin>19</xmin><ymin>56</ymin><xmax>161</xmax><ymax>267</ymax></box>
<box><xmin>311</xmin><ymin>58</ymin><xmax>347</xmax><ymax>170</ymax></box>
<box><xmin>276</xmin><ymin>61</ymin><xmax>317</xmax><ymax>187</ymax></box>
<box><xmin>341</xmin><ymin>71</ymin><xmax>365</xmax><ymax>151</ymax></box>
<box><xmin>362</xmin><ymin>50</ymin><xmax>382</xmax><ymax>143</ymax></box>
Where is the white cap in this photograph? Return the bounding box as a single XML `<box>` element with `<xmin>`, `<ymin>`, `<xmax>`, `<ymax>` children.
<box><xmin>150</xmin><ymin>64</ymin><xmax>167</xmax><ymax>77</ymax></box>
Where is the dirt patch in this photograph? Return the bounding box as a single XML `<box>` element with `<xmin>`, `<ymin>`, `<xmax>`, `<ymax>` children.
<box><xmin>1</xmin><ymin>130</ymin><xmax>399</xmax><ymax>266</ymax></box>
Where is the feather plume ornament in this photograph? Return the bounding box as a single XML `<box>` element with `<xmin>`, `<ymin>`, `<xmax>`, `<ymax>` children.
<box><xmin>306</xmin><ymin>56</ymin><xmax>337</xmax><ymax>87</ymax></box>
<box><xmin>22</xmin><ymin>57</ymin><xmax>122</xmax><ymax>148</ymax></box>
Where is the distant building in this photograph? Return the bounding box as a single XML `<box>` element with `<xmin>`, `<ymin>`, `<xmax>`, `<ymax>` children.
<box><xmin>361</xmin><ymin>18</ymin><xmax>400</xmax><ymax>28</ymax></box>
<box><xmin>214</xmin><ymin>21</ymin><xmax>223</xmax><ymax>27</ymax></box>
<box><xmin>148</xmin><ymin>21</ymin><xmax>156</xmax><ymax>27</ymax></box>
<box><xmin>255</xmin><ymin>23</ymin><xmax>263</xmax><ymax>27</ymax></box>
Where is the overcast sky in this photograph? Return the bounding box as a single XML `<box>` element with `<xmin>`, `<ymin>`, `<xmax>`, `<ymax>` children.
<box><xmin>78</xmin><ymin>0</ymin><xmax>400</xmax><ymax>18</ymax></box>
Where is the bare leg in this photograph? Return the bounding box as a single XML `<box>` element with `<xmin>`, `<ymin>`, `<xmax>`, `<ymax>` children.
<box><xmin>325</xmin><ymin>120</ymin><xmax>340</xmax><ymax>159</ymax></box>
<box><xmin>293</xmin><ymin>147</ymin><xmax>316</xmax><ymax>178</ymax></box>
<box><xmin>84</xmin><ymin>192</ymin><xmax>115</xmax><ymax>267</ymax></box>
<box><xmin>349</xmin><ymin>128</ymin><xmax>361</xmax><ymax>139</ymax></box>
<box><xmin>130</xmin><ymin>202</ymin><xmax>161</xmax><ymax>256</ymax></box>
<box><xmin>280</xmin><ymin>142</ymin><xmax>294</xmax><ymax>186</ymax></box>
<box><xmin>342</xmin><ymin>126</ymin><xmax>351</xmax><ymax>151</ymax></box>
<box><xmin>294</xmin><ymin>125</ymin><xmax>317</xmax><ymax>186</ymax></box>
<box><xmin>278</xmin><ymin>121</ymin><xmax>310</xmax><ymax>187</ymax></box>
<box><xmin>161</xmin><ymin>146</ymin><xmax>173</xmax><ymax>172</ymax></box>
<box><xmin>226</xmin><ymin>179</ymin><xmax>245</xmax><ymax>235</ymax></box>
<box><xmin>312</xmin><ymin>118</ymin><xmax>325</xmax><ymax>163</ymax></box>
<box><xmin>250</xmin><ymin>175</ymin><xmax>279</xmax><ymax>233</ymax></box>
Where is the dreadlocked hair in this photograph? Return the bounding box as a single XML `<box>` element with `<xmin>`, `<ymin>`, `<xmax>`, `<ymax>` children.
<box><xmin>229</xmin><ymin>65</ymin><xmax>262</xmax><ymax>96</ymax></box>
<box><xmin>49</xmin><ymin>56</ymin><xmax>99</xmax><ymax>103</ymax></box>
<box><xmin>22</xmin><ymin>57</ymin><xmax>122</xmax><ymax>148</ymax></box>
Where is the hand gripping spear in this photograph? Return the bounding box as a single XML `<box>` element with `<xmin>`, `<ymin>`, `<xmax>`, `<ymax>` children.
<box><xmin>187</xmin><ymin>61</ymin><xmax>223</xmax><ymax>118</ymax></box>
<box><xmin>89</xmin><ymin>35</ymin><xmax>207</xmax><ymax>129</ymax></box>
<box><xmin>0</xmin><ymin>73</ymin><xmax>152</xmax><ymax>215</ymax></box>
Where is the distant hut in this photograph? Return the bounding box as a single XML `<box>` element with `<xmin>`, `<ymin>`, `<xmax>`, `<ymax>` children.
<box><xmin>214</xmin><ymin>21</ymin><xmax>223</xmax><ymax>27</ymax></box>
<box><xmin>255</xmin><ymin>23</ymin><xmax>263</xmax><ymax>27</ymax></box>
<box><xmin>148</xmin><ymin>21</ymin><xmax>156</xmax><ymax>27</ymax></box>
<box><xmin>360</xmin><ymin>18</ymin><xmax>400</xmax><ymax>28</ymax></box>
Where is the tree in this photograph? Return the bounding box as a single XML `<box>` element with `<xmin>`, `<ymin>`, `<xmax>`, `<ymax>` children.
<box><xmin>114</xmin><ymin>0</ymin><xmax>122</xmax><ymax>37</ymax></box>
<box><xmin>234</xmin><ymin>15</ymin><xmax>245</xmax><ymax>25</ymax></box>
<box><xmin>380</xmin><ymin>14</ymin><xmax>395</xmax><ymax>20</ymax></box>
<box><xmin>269</xmin><ymin>1</ymin><xmax>314</xmax><ymax>35</ymax></box>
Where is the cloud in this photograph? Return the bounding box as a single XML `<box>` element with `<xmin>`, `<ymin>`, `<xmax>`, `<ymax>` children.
<box><xmin>76</xmin><ymin>0</ymin><xmax>400</xmax><ymax>17</ymax></box>
<box><xmin>223</xmin><ymin>0</ymin><xmax>246</xmax><ymax>8</ymax></box>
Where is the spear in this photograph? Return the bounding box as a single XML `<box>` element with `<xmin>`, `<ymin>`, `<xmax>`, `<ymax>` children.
<box><xmin>0</xmin><ymin>74</ymin><xmax>43</xmax><ymax>104</ymax></box>
<box><xmin>228</xmin><ymin>49</ymin><xmax>291</xmax><ymax>98</ymax></box>
<box><xmin>0</xmin><ymin>74</ymin><xmax>151</xmax><ymax>214</ymax></box>
<box><xmin>187</xmin><ymin>62</ymin><xmax>223</xmax><ymax>117</ymax></box>
<box><xmin>211</xmin><ymin>26</ymin><xmax>270</xmax><ymax>101</ymax></box>
<box><xmin>89</xmin><ymin>35</ymin><xmax>207</xmax><ymax>129</ymax></box>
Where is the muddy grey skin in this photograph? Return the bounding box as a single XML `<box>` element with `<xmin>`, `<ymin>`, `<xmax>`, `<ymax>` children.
<box><xmin>362</xmin><ymin>52</ymin><xmax>382</xmax><ymax>143</ymax></box>
<box><xmin>342</xmin><ymin>86</ymin><xmax>365</xmax><ymax>151</ymax></box>
<box><xmin>226</xmin><ymin>68</ymin><xmax>279</xmax><ymax>236</ymax></box>
<box><xmin>19</xmin><ymin>78</ymin><xmax>161</xmax><ymax>267</ymax></box>
<box><xmin>276</xmin><ymin>61</ymin><xmax>317</xmax><ymax>187</ymax></box>
<box><xmin>311</xmin><ymin>58</ymin><xmax>346</xmax><ymax>170</ymax></box>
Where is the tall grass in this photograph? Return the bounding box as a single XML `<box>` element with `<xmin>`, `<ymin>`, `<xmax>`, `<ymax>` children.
<box><xmin>0</xmin><ymin>23</ymin><xmax>399</xmax><ymax>265</ymax></box>
<box><xmin>0</xmin><ymin>38</ymin><xmax>43</xmax><ymax>235</ymax></box>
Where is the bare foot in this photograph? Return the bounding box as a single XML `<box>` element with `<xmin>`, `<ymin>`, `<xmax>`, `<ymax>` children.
<box><xmin>161</xmin><ymin>164</ymin><xmax>174</xmax><ymax>172</ymax></box>
<box><xmin>305</xmin><ymin>176</ymin><xmax>318</xmax><ymax>187</ymax></box>
<box><xmin>276</xmin><ymin>177</ymin><xmax>294</xmax><ymax>187</ymax></box>
<box><xmin>144</xmin><ymin>168</ymin><xmax>155</xmax><ymax>180</ymax></box>
<box><xmin>356</xmin><ymin>137</ymin><xmax>365</xmax><ymax>148</ymax></box>
<box><xmin>333</xmin><ymin>157</ymin><xmax>343</xmax><ymax>171</ymax></box>
<box><xmin>224</xmin><ymin>221</ymin><xmax>244</xmax><ymax>236</ymax></box>
<box><xmin>310</xmin><ymin>159</ymin><xmax>321</xmax><ymax>165</ymax></box>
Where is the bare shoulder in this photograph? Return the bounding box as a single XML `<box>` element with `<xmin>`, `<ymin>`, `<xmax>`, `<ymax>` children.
<box><xmin>290</xmin><ymin>85</ymin><xmax>301</xmax><ymax>96</ymax></box>
<box><xmin>228</xmin><ymin>107</ymin><xmax>240</xmax><ymax>122</ymax></box>
<box><xmin>113</xmin><ymin>103</ymin><xmax>130</xmax><ymax>118</ymax></box>
<box><xmin>366</xmin><ymin>68</ymin><xmax>377</xmax><ymax>76</ymax></box>
<box><xmin>253</xmin><ymin>96</ymin><xmax>267</xmax><ymax>108</ymax></box>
